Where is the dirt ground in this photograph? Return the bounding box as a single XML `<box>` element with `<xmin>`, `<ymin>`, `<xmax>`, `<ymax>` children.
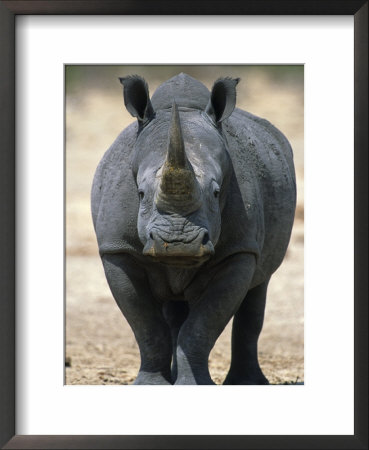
<box><xmin>65</xmin><ymin>66</ymin><xmax>304</xmax><ymax>385</ymax></box>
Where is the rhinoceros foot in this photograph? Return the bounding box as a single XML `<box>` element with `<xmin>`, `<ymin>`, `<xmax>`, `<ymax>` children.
<box><xmin>223</xmin><ymin>372</ymin><xmax>269</xmax><ymax>385</ymax></box>
<box><xmin>133</xmin><ymin>371</ymin><xmax>172</xmax><ymax>385</ymax></box>
<box><xmin>174</xmin><ymin>375</ymin><xmax>215</xmax><ymax>385</ymax></box>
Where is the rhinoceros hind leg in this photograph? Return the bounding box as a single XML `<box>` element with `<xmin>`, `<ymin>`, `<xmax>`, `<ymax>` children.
<box><xmin>224</xmin><ymin>280</ymin><xmax>270</xmax><ymax>385</ymax></box>
<box><xmin>162</xmin><ymin>301</ymin><xmax>189</xmax><ymax>383</ymax></box>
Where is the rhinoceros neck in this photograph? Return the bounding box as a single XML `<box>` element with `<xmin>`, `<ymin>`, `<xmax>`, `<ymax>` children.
<box><xmin>145</xmin><ymin>263</ymin><xmax>199</xmax><ymax>300</ymax></box>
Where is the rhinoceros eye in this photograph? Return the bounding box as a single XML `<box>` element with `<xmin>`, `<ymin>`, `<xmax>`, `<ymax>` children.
<box><xmin>211</xmin><ymin>180</ymin><xmax>220</xmax><ymax>199</ymax></box>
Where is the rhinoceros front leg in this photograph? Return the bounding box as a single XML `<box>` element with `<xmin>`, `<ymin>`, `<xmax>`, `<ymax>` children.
<box><xmin>223</xmin><ymin>280</ymin><xmax>270</xmax><ymax>385</ymax></box>
<box><xmin>175</xmin><ymin>253</ymin><xmax>257</xmax><ymax>385</ymax></box>
<box><xmin>102</xmin><ymin>254</ymin><xmax>172</xmax><ymax>385</ymax></box>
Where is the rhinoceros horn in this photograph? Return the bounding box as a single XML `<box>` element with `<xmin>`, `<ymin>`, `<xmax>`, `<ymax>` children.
<box><xmin>156</xmin><ymin>101</ymin><xmax>201</xmax><ymax>214</ymax></box>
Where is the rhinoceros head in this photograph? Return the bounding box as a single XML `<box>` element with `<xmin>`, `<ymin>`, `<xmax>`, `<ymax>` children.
<box><xmin>119</xmin><ymin>74</ymin><xmax>239</xmax><ymax>268</ymax></box>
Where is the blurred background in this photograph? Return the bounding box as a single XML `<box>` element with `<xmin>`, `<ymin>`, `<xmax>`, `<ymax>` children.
<box><xmin>65</xmin><ymin>65</ymin><xmax>304</xmax><ymax>385</ymax></box>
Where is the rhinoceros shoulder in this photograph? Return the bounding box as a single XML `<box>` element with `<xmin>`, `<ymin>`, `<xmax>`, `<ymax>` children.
<box><xmin>91</xmin><ymin>122</ymin><xmax>143</xmax><ymax>256</ymax></box>
<box><xmin>222</xmin><ymin>108</ymin><xmax>296</xmax><ymax>279</ymax></box>
<box><xmin>226</xmin><ymin>108</ymin><xmax>295</xmax><ymax>181</ymax></box>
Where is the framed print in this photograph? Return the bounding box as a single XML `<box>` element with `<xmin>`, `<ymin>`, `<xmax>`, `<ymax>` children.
<box><xmin>0</xmin><ymin>1</ymin><xmax>367</xmax><ymax>449</ymax></box>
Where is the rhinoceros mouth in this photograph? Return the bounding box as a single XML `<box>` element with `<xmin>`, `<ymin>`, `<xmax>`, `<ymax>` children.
<box><xmin>142</xmin><ymin>229</ymin><xmax>214</xmax><ymax>267</ymax></box>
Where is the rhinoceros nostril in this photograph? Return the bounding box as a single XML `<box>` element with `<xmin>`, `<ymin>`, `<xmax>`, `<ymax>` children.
<box><xmin>149</xmin><ymin>231</ymin><xmax>154</xmax><ymax>240</ymax></box>
<box><xmin>202</xmin><ymin>232</ymin><xmax>209</xmax><ymax>245</ymax></box>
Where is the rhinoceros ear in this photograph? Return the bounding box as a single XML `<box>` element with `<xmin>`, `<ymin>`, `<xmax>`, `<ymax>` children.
<box><xmin>205</xmin><ymin>77</ymin><xmax>240</xmax><ymax>124</ymax></box>
<box><xmin>119</xmin><ymin>75</ymin><xmax>155</xmax><ymax>125</ymax></box>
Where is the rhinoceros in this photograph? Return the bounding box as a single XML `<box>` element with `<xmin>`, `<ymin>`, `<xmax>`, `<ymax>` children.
<box><xmin>91</xmin><ymin>73</ymin><xmax>296</xmax><ymax>385</ymax></box>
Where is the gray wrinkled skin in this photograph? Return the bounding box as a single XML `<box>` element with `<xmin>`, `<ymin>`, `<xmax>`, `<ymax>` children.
<box><xmin>91</xmin><ymin>73</ymin><xmax>296</xmax><ymax>385</ymax></box>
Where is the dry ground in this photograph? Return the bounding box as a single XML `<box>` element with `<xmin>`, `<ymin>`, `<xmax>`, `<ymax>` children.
<box><xmin>65</xmin><ymin>67</ymin><xmax>304</xmax><ymax>385</ymax></box>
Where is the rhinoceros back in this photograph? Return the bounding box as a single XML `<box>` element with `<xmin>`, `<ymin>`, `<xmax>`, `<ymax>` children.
<box><xmin>151</xmin><ymin>73</ymin><xmax>210</xmax><ymax>111</ymax></box>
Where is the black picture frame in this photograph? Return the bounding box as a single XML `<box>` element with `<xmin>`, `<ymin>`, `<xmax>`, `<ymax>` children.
<box><xmin>0</xmin><ymin>1</ymin><xmax>367</xmax><ymax>449</ymax></box>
